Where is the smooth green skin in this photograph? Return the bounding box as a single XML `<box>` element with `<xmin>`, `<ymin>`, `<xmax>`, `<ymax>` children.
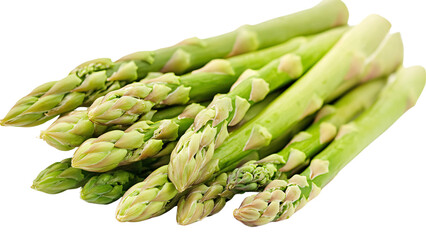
<box><xmin>313</xmin><ymin>67</ymin><xmax>425</xmax><ymax>188</ymax></box>
<box><xmin>327</xmin><ymin>32</ymin><xmax>404</xmax><ymax>102</ymax></box>
<box><xmin>32</xmin><ymin>158</ymin><xmax>93</xmax><ymax>194</ymax></box>
<box><xmin>228</xmin><ymin>90</ymin><xmax>281</xmax><ymax>131</ymax></box>
<box><xmin>1</xmin><ymin>0</ymin><xmax>348</xmax><ymax>127</ymax></box>
<box><xmin>173</xmin><ymin>15</ymin><xmax>391</xmax><ymax>192</ymax></box>
<box><xmin>235</xmin><ymin>66</ymin><xmax>426</xmax><ymax>226</ymax></box>
<box><xmin>168</xmin><ymin>26</ymin><xmax>349</xmax><ymax>191</ymax></box>
<box><xmin>149</xmin><ymin>105</ymin><xmax>189</xmax><ymax>122</ymax></box>
<box><xmin>227</xmin><ymin>79</ymin><xmax>386</xmax><ymax>192</ymax></box>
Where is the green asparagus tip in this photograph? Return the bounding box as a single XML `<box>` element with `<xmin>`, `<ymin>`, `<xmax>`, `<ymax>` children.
<box><xmin>32</xmin><ymin>158</ymin><xmax>91</xmax><ymax>194</ymax></box>
<box><xmin>80</xmin><ymin>170</ymin><xmax>139</xmax><ymax>205</ymax></box>
<box><xmin>226</xmin><ymin>161</ymin><xmax>279</xmax><ymax>192</ymax></box>
<box><xmin>115</xmin><ymin>165</ymin><xmax>179</xmax><ymax>222</ymax></box>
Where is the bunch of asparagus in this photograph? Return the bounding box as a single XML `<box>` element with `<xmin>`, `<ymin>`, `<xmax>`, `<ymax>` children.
<box><xmin>2</xmin><ymin>0</ymin><xmax>425</xmax><ymax>227</ymax></box>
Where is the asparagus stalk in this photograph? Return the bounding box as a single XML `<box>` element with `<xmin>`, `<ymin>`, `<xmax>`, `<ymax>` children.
<box><xmin>167</xmin><ymin>27</ymin><xmax>349</xmax><ymax>191</ymax></box>
<box><xmin>168</xmin><ymin>15</ymin><xmax>391</xmax><ymax>192</ymax></box>
<box><xmin>175</xmin><ymin>78</ymin><xmax>387</xmax><ymax>225</ymax></box>
<box><xmin>233</xmin><ymin>66</ymin><xmax>426</xmax><ymax>226</ymax></box>
<box><xmin>116</xmin><ymin>115</ymin><xmax>314</xmax><ymax>222</ymax></box>
<box><xmin>40</xmin><ymin>104</ymin><xmax>190</xmax><ymax>151</ymax></box>
<box><xmin>227</xmin><ymin>78</ymin><xmax>386</xmax><ymax>192</ymax></box>
<box><xmin>71</xmin><ymin>103</ymin><xmax>205</xmax><ymax>172</ymax></box>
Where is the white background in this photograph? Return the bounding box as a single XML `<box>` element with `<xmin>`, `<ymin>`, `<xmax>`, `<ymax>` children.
<box><xmin>0</xmin><ymin>0</ymin><xmax>425</xmax><ymax>239</ymax></box>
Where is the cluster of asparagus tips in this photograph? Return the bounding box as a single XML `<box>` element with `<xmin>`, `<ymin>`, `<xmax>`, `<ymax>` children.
<box><xmin>71</xmin><ymin>103</ymin><xmax>205</xmax><ymax>172</ymax></box>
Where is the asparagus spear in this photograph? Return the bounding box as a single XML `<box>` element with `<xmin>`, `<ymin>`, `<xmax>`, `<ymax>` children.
<box><xmin>1</xmin><ymin>0</ymin><xmax>348</xmax><ymax>127</ymax></box>
<box><xmin>227</xmin><ymin>78</ymin><xmax>386</xmax><ymax>192</ymax></box>
<box><xmin>168</xmin><ymin>15</ymin><xmax>391</xmax><ymax>192</ymax></box>
<box><xmin>40</xmin><ymin>104</ymin><xmax>189</xmax><ymax>151</ymax></box>
<box><xmin>71</xmin><ymin>103</ymin><xmax>205</xmax><ymax>172</ymax></box>
<box><xmin>167</xmin><ymin>27</ymin><xmax>349</xmax><ymax>191</ymax></box>
<box><xmin>175</xmin><ymin>78</ymin><xmax>387</xmax><ymax>225</ymax></box>
<box><xmin>233</xmin><ymin>66</ymin><xmax>426</xmax><ymax>226</ymax></box>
